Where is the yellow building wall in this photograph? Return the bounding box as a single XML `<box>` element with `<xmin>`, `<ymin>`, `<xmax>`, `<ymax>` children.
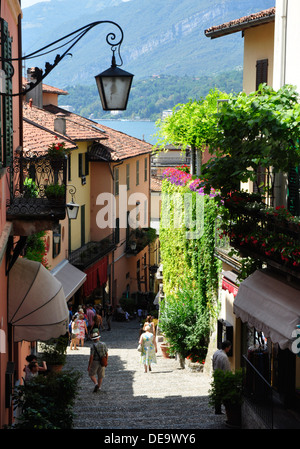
<box><xmin>90</xmin><ymin>154</ymin><xmax>151</xmax><ymax>304</ymax></box>
<box><xmin>68</xmin><ymin>142</ymin><xmax>91</xmax><ymax>251</ymax></box>
<box><xmin>243</xmin><ymin>22</ymin><xmax>275</xmax><ymax>93</ymax></box>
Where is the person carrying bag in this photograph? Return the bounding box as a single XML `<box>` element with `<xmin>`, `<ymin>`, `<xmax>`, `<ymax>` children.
<box><xmin>88</xmin><ymin>329</ymin><xmax>108</xmax><ymax>392</ymax></box>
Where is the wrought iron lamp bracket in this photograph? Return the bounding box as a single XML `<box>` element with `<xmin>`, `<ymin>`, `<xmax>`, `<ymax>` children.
<box><xmin>0</xmin><ymin>20</ymin><xmax>124</xmax><ymax>97</ymax></box>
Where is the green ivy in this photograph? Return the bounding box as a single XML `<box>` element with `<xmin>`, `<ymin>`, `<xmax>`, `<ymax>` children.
<box><xmin>159</xmin><ymin>175</ymin><xmax>221</xmax><ymax>357</ymax></box>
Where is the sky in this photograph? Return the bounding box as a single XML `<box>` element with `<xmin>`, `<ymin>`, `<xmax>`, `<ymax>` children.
<box><xmin>21</xmin><ymin>0</ymin><xmax>50</xmax><ymax>7</ymax></box>
<box><xmin>21</xmin><ymin>0</ymin><xmax>131</xmax><ymax>7</ymax></box>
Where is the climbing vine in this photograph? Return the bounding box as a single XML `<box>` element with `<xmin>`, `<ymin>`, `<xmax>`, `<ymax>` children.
<box><xmin>24</xmin><ymin>231</ymin><xmax>49</xmax><ymax>268</ymax></box>
<box><xmin>159</xmin><ymin>167</ymin><xmax>221</xmax><ymax>358</ymax></box>
<box><xmin>159</xmin><ymin>168</ymin><xmax>221</xmax><ymax>312</ymax></box>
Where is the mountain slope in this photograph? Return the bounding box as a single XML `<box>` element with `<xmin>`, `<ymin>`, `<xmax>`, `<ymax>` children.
<box><xmin>22</xmin><ymin>0</ymin><xmax>275</xmax><ymax>86</ymax></box>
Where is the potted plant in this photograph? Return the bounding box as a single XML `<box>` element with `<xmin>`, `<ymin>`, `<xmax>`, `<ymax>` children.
<box><xmin>39</xmin><ymin>334</ymin><xmax>68</xmax><ymax>372</ymax></box>
<box><xmin>158</xmin><ymin>282</ymin><xmax>211</xmax><ymax>368</ymax></box>
<box><xmin>23</xmin><ymin>177</ymin><xmax>39</xmax><ymax>198</ymax></box>
<box><xmin>47</xmin><ymin>138</ymin><xmax>70</xmax><ymax>170</ymax></box>
<box><xmin>44</xmin><ymin>183</ymin><xmax>66</xmax><ymax>203</ymax></box>
<box><xmin>209</xmin><ymin>369</ymin><xmax>243</xmax><ymax>427</ymax></box>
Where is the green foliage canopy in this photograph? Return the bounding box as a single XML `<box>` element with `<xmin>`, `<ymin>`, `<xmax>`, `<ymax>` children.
<box><xmin>154</xmin><ymin>88</ymin><xmax>229</xmax><ymax>150</ymax></box>
<box><xmin>202</xmin><ymin>84</ymin><xmax>300</xmax><ymax>197</ymax></box>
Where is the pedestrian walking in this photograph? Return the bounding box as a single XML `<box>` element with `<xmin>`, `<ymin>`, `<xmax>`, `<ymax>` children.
<box><xmin>105</xmin><ymin>305</ymin><xmax>112</xmax><ymax>331</ymax></box>
<box><xmin>137</xmin><ymin>308</ymin><xmax>142</xmax><ymax>322</ymax></box>
<box><xmin>212</xmin><ymin>340</ymin><xmax>232</xmax><ymax>414</ymax></box>
<box><xmin>70</xmin><ymin>316</ymin><xmax>79</xmax><ymax>350</ymax></box>
<box><xmin>139</xmin><ymin>324</ymin><xmax>157</xmax><ymax>373</ymax></box>
<box><xmin>143</xmin><ymin>315</ymin><xmax>156</xmax><ymax>336</ymax></box>
<box><xmin>86</xmin><ymin>304</ymin><xmax>96</xmax><ymax>337</ymax></box>
<box><xmin>77</xmin><ymin>313</ymin><xmax>88</xmax><ymax>347</ymax></box>
<box><xmin>23</xmin><ymin>354</ymin><xmax>47</xmax><ymax>380</ymax></box>
<box><xmin>88</xmin><ymin>329</ymin><xmax>108</xmax><ymax>393</ymax></box>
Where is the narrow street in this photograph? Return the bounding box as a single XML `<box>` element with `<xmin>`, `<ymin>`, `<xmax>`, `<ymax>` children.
<box><xmin>64</xmin><ymin>319</ymin><xmax>228</xmax><ymax>430</ymax></box>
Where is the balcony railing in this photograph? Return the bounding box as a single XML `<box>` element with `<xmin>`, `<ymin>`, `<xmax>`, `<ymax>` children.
<box><xmin>242</xmin><ymin>355</ymin><xmax>274</xmax><ymax>429</ymax></box>
<box><xmin>6</xmin><ymin>155</ymin><xmax>67</xmax><ymax>222</ymax></box>
<box><xmin>126</xmin><ymin>227</ymin><xmax>156</xmax><ymax>255</ymax></box>
<box><xmin>221</xmin><ymin>193</ymin><xmax>300</xmax><ymax>278</ymax></box>
<box><xmin>68</xmin><ymin>234</ymin><xmax>116</xmax><ymax>269</ymax></box>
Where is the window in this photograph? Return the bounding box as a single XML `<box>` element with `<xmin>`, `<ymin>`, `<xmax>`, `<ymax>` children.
<box><xmin>136</xmin><ymin>160</ymin><xmax>139</xmax><ymax>186</ymax></box>
<box><xmin>256</xmin><ymin>59</ymin><xmax>268</xmax><ymax>90</ymax></box>
<box><xmin>0</xmin><ymin>19</ymin><xmax>13</xmax><ymax>168</ymax></box>
<box><xmin>126</xmin><ymin>164</ymin><xmax>130</xmax><ymax>190</ymax></box>
<box><xmin>78</xmin><ymin>154</ymin><xmax>83</xmax><ymax>177</ymax></box>
<box><xmin>81</xmin><ymin>205</ymin><xmax>85</xmax><ymax>247</ymax></box>
<box><xmin>78</xmin><ymin>153</ymin><xmax>89</xmax><ymax>177</ymax></box>
<box><xmin>68</xmin><ymin>154</ymin><xmax>72</xmax><ymax>181</ymax></box>
<box><xmin>115</xmin><ymin>217</ymin><xmax>120</xmax><ymax>244</ymax></box>
<box><xmin>115</xmin><ymin>167</ymin><xmax>119</xmax><ymax>195</ymax></box>
<box><xmin>144</xmin><ymin>157</ymin><xmax>148</xmax><ymax>182</ymax></box>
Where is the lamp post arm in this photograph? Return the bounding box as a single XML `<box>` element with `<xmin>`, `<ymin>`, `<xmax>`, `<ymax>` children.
<box><xmin>0</xmin><ymin>20</ymin><xmax>124</xmax><ymax>96</ymax></box>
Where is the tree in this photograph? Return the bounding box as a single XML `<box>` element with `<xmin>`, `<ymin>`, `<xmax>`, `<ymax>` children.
<box><xmin>202</xmin><ymin>84</ymin><xmax>300</xmax><ymax>198</ymax></box>
<box><xmin>154</xmin><ymin>88</ymin><xmax>229</xmax><ymax>176</ymax></box>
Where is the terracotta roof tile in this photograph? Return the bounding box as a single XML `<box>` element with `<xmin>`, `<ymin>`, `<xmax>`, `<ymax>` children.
<box><xmin>151</xmin><ymin>176</ymin><xmax>162</xmax><ymax>192</ymax></box>
<box><xmin>22</xmin><ymin>78</ymin><xmax>69</xmax><ymax>95</ymax></box>
<box><xmin>205</xmin><ymin>7</ymin><xmax>275</xmax><ymax>39</ymax></box>
<box><xmin>23</xmin><ymin>119</ymin><xmax>76</xmax><ymax>156</ymax></box>
<box><xmin>23</xmin><ymin>102</ymin><xmax>153</xmax><ymax>161</ymax></box>
<box><xmin>44</xmin><ymin>105</ymin><xmax>153</xmax><ymax>162</ymax></box>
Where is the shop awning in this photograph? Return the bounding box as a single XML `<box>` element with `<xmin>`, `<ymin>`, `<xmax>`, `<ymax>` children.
<box><xmin>8</xmin><ymin>258</ymin><xmax>69</xmax><ymax>342</ymax></box>
<box><xmin>83</xmin><ymin>257</ymin><xmax>108</xmax><ymax>297</ymax></box>
<box><xmin>233</xmin><ymin>270</ymin><xmax>300</xmax><ymax>350</ymax></box>
<box><xmin>51</xmin><ymin>259</ymin><xmax>86</xmax><ymax>300</ymax></box>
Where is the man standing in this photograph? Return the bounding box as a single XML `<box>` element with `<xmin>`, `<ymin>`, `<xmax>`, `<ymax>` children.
<box><xmin>212</xmin><ymin>340</ymin><xmax>232</xmax><ymax>414</ymax></box>
<box><xmin>86</xmin><ymin>304</ymin><xmax>95</xmax><ymax>338</ymax></box>
<box><xmin>88</xmin><ymin>329</ymin><xmax>108</xmax><ymax>393</ymax></box>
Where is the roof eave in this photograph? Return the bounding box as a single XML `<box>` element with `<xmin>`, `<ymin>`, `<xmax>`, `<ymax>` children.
<box><xmin>205</xmin><ymin>14</ymin><xmax>275</xmax><ymax>39</ymax></box>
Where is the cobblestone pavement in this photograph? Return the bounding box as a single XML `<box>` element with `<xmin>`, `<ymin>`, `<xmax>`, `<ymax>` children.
<box><xmin>64</xmin><ymin>319</ymin><xmax>228</xmax><ymax>430</ymax></box>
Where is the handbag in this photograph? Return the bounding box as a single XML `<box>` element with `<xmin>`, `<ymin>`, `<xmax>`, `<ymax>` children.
<box><xmin>137</xmin><ymin>344</ymin><xmax>142</xmax><ymax>352</ymax></box>
<box><xmin>93</xmin><ymin>343</ymin><xmax>108</xmax><ymax>367</ymax></box>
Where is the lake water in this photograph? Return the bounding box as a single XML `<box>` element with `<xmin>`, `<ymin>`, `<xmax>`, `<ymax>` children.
<box><xmin>96</xmin><ymin>120</ymin><xmax>158</xmax><ymax>145</ymax></box>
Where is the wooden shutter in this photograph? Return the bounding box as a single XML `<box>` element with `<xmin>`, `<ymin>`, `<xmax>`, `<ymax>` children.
<box><xmin>1</xmin><ymin>19</ymin><xmax>13</xmax><ymax>168</ymax></box>
<box><xmin>288</xmin><ymin>167</ymin><xmax>300</xmax><ymax>216</ymax></box>
<box><xmin>256</xmin><ymin>59</ymin><xmax>268</xmax><ymax>90</ymax></box>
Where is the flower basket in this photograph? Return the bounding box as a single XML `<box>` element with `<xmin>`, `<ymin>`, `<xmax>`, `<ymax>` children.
<box><xmin>50</xmin><ymin>158</ymin><xmax>65</xmax><ymax>171</ymax></box>
<box><xmin>44</xmin><ymin>184</ymin><xmax>66</xmax><ymax>204</ymax></box>
<box><xmin>47</xmin><ymin>139</ymin><xmax>70</xmax><ymax>171</ymax></box>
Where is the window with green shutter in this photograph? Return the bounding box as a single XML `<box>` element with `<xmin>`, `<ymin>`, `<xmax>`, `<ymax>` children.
<box><xmin>0</xmin><ymin>19</ymin><xmax>13</xmax><ymax>168</ymax></box>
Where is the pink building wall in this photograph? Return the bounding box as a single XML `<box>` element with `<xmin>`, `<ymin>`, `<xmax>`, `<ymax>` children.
<box><xmin>90</xmin><ymin>154</ymin><xmax>151</xmax><ymax>306</ymax></box>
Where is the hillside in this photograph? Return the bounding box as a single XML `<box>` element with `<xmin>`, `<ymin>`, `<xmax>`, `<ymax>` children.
<box><xmin>60</xmin><ymin>71</ymin><xmax>243</xmax><ymax>120</ymax></box>
<box><xmin>22</xmin><ymin>0</ymin><xmax>274</xmax><ymax>86</ymax></box>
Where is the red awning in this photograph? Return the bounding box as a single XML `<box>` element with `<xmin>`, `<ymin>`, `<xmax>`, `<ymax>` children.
<box><xmin>84</xmin><ymin>257</ymin><xmax>108</xmax><ymax>296</ymax></box>
<box><xmin>222</xmin><ymin>278</ymin><xmax>238</xmax><ymax>297</ymax></box>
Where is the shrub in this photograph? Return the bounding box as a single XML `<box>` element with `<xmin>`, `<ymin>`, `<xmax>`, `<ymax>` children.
<box><xmin>12</xmin><ymin>369</ymin><xmax>82</xmax><ymax>429</ymax></box>
<box><xmin>159</xmin><ymin>281</ymin><xmax>211</xmax><ymax>359</ymax></box>
<box><xmin>209</xmin><ymin>369</ymin><xmax>243</xmax><ymax>408</ymax></box>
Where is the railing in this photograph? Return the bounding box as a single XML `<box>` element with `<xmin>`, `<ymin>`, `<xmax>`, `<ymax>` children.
<box><xmin>223</xmin><ymin>196</ymin><xmax>300</xmax><ymax>279</ymax></box>
<box><xmin>125</xmin><ymin>227</ymin><xmax>155</xmax><ymax>255</ymax></box>
<box><xmin>68</xmin><ymin>233</ymin><xmax>115</xmax><ymax>269</ymax></box>
<box><xmin>6</xmin><ymin>154</ymin><xmax>67</xmax><ymax>220</ymax></box>
<box><xmin>151</xmin><ymin>155</ymin><xmax>191</xmax><ymax>167</ymax></box>
<box><xmin>242</xmin><ymin>355</ymin><xmax>274</xmax><ymax>429</ymax></box>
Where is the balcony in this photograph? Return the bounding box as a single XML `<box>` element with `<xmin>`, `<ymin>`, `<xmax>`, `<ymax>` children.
<box><xmin>6</xmin><ymin>155</ymin><xmax>67</xmax><ymax>235</ymax></box>
<box><xmin>221</xmin><ymin>192</ymin><xmax>300</xmax><ymax>279</ymax></box>
<box><xmin>68</xmin><ymin>234</ymin><xmax>116</xmax><ymax>270</ymax></box>
<box><xmin>126</xmin><ymin>227</ymin><xmax>156</xmax><ymax>256</ymax></box>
